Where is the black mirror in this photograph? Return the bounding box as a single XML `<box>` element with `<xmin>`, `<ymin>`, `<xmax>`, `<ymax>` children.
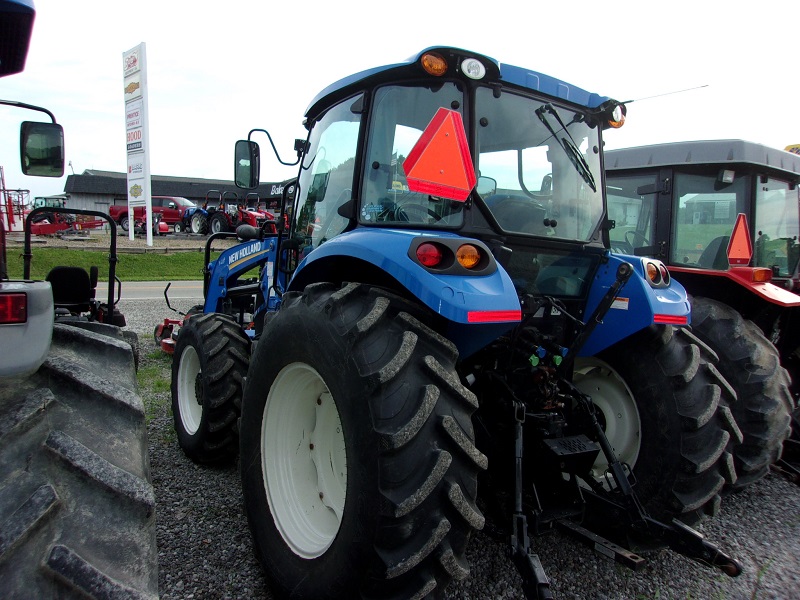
<box><xmin>20</xmin><ymin>121</ymin><xmax>64</xmax><ymax>177</ymax></box>
<box><xmin>235</xmin><ymin>140</ymin><xmax>260</xmax><ymax>189</ymax></box>
<box><xmin>476</xmin><ymin>175</ymin><xmax>497</xmax><ymax>198</ymax></box>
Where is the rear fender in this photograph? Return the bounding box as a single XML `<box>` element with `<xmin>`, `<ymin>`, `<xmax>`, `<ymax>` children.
<box><xmin>669</xmin><ymin>265</ymin><xmax>800</xmax><ymax>307</ymax></box>
<box><xmin>289</xmin><ymin>229</ymin><xmax>521</xmax><ymax>357</ymax></box>
<box><xmin>578</xmin><ymin>253</ymin><xmax>691</xmax><ymax>356</ymax></box>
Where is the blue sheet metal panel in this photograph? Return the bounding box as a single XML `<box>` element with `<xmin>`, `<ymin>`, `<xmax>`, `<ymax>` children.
<box><xmin>578</xmin><ymin>253</ymin><xmax>691</xmax><ymax>356</ymax></box>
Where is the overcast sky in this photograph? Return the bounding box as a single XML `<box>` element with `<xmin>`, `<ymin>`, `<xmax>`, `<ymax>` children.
<box><xmin>1</xmin><ymin>0</ymin><xmax>798</xmax><ymax>200</ymax></box>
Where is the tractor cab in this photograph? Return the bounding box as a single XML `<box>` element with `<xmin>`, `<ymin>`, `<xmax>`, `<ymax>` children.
<box><xmin>235</xmin><ymin>48</ymin><xmax>649</xmax><ymax>355</ymax></box>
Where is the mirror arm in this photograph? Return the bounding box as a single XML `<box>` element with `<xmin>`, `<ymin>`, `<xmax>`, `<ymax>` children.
<box><xmin>0</xmin><ymin>99</ymin><xmax>57</xmax><ymax>123</ymax></box>
<box><xmin>247</xmin><ymin>128</ymin><xmax>302</xmax><ymax>167</ymax></box>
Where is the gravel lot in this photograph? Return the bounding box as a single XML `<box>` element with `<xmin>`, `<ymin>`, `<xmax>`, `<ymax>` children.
<box><xmin>121</xmin><ymin>297</ymin><xmax>800</xmax><ymax>600</ymax></box>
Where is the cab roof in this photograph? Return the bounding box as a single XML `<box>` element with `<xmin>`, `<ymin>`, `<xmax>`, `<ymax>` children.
<box><xmin>304</xmin><ymin>46</ymin><xmax>611</xmax><ymax>122</ymax></box>
<box><xmin>606</xmin><ymin>139</ymin><xmax>800</xmax><ymax>177</ymax></box>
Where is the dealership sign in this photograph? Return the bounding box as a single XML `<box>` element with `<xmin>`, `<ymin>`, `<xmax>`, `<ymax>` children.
<box><xmin>123</xmin><ymin>43</ymin><xmax>153</xmax><ymax>244</ymax></box>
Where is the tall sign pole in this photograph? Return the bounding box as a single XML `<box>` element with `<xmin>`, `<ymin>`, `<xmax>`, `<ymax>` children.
<box><xmin>122</xmin><ymin>43</ymin><xmax>152</xmax><ymax>245</ymax></box>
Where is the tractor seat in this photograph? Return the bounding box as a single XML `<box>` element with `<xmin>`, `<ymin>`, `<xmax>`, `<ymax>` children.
<box><xmin>46</xmin><ymin>265</ymin><xmax>97</xmax><ymax>314</ymax></box>
<box><xmin>697</xmin><ymin>236</ymin><xmax>730</xmax><ymax>270</ymax></box>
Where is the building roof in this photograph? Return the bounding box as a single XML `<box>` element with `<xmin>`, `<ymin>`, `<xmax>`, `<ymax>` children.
<box><xmin>64</xmin><ymin>170</ymin><xmax>287</xmax><ymax>202</ymax></box>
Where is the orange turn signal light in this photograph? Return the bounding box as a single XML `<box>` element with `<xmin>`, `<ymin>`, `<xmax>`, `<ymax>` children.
<box><xmin>751</xmin><ymin>268</ymin><xmax>772</xmax><ymax>283</ymax></box>
<box><xmin>645</xmin><ymin>262</ymin><xmax>660</xmax><ymax>284</ymax></box>
<box><xmin>421</xmin><ymin>52</ymin><xmax>448</xmax><ymax>76</ymax></box>
<box><xmin>607</xmin><ymin>104</ymin><xmax>626</xmax><ymax>129</ymax></box>
<box><xmin>456</xmin><ymin>244</ymin><xmax>481</xmax><ymax>269</ymax></box>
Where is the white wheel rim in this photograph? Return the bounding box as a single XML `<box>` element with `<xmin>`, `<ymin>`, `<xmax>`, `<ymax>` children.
<box><xmin>176</xmin><ymin>345</ymin><xmax>202</xmax><ymax>435</ymax></box>
<box><xmin>573</xmin><ymin>357</ymin><xmax>641</xmax><ymax>486</ymax></box>
<box><xmin>262</xmin><ymin>362</ymin><xmax>347</xmax><ymax>558</ymax></box>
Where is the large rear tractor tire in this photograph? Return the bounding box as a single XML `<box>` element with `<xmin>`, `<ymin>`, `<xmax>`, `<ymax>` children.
<box><xmin>209</xmin><ymin>212</ymin><xmax>229</xmax><ymax>234</ymax></box>
<box><xmin>171</xmin><ymin>312</ymin><xmax>250</xmax><ymax>463</ymax></box>
<box><xmin>689</xmin><ymin>297</ymin><xmax>793</xmax><ymax>489</ymax></box>
<box><xmin>0</xmin><ymin>323</ymin><xmax>157</xmax><ymax>598</ymax></box>
<box><xmin>240</xmin><ymin>282</ymin><xmax>486</xmax><ymax>599</ymax></box>
<box><xmin>573</xmin><ymin>324</ymin><xmax>740</xmax><ymax>525</ymax></box>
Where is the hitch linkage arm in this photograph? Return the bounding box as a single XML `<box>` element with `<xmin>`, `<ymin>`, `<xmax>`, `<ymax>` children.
<box><xmin>510</xmin><ymin>402</ymin><xmax>554</xmax><ymax>600</ymax></box>
<box><xmin>567</xmin><ymin>384</ymin><xmax>743</xmax><ymax>578</ymax></box>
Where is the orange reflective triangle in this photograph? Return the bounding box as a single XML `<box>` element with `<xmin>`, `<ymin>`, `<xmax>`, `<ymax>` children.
<box><xmin>403</xmin><ymin>108</ymin><xmax>476</xmax><ymax>202</ymax></box>
<box><xmin>727</xmin><ymin>213</ymin><xmax>752</xmax><ymax>266</ymax></box>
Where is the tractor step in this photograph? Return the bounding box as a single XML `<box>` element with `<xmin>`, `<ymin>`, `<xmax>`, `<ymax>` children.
<box><xmin>542</xmin><ymin>434</ymin><xmax>600</xmax><ymax>474</ymax></box>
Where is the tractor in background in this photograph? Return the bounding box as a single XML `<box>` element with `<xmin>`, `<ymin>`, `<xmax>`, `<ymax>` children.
<box><xmin>168</xmin><ymin>47</ymin><xmax>750</xmax><ymax>599</ymax></box>
<box><xmin>606</xmin><ymin>139</ymin><xmax>799</xmax><ymax>482</ymax></box>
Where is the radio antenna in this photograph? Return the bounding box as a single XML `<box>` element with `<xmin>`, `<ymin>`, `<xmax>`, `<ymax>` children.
<box><xmin>623</xmin><ymin>84</ymin><xmax>709</xmax><ymax>104</ymax></box>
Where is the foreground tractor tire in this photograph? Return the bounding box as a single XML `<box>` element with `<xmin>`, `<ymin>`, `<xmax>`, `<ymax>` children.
<box><xmin>574</xmin><ymin>324</ymin><xmax>740</xmax><ymax>525</ymax></box>
<box><xmin>0</xmin><ymin>323</ymin><xmax>157</xmax><ymax>599</ymax></box>
<box><xmin>171</xmin><ymin>312</ymin><xmax>250</xmax><ymax>463</ymax></box>
<box><xmin>240</xmin><ymin>282</ymin><xmax>486</xmax><ymax>599</ymax></box>
<box><xmin>690</xmin><ymin>297</ymin><xmax>793</xmax><ymax>489</ymax></box>
<box><xmin>120</xmin><ymin>215</ymin><xmax>130</xmax><ymax>232</ymax></box>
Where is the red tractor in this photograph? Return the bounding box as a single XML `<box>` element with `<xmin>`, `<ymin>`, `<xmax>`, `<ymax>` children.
<box><xmin>606</xmin><ymin>139</ymin><xmax>800</xmax><ymax>482</ymax></box>
<box><xmin>205</xmin><ymin>189</ymin><xmax>279</xmax><ymax>234</ymax></box>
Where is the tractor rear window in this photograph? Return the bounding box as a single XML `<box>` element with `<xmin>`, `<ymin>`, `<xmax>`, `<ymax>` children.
<box><xmin>360</xmin><ymin>84</ymin><xmax>466</xmax><ymax>228</ymax></box>
<box><xmin>754</xmin><ymin>179</ymin><xmax>800</xmax><ymax>277</ymax></box>
<box><xmin>670</xmin><ymin>172</ymin><xmax>746</xmax><ymax>268</ymax></box>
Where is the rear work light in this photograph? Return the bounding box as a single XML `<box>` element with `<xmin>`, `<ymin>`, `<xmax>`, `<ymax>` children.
<box><xmin>0</xmin><ymin>293</ymin><xmax>27</xmax><ymax>324</ymax></box>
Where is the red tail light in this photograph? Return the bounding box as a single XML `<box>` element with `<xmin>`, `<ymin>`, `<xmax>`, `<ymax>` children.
<box><xmin>0</xmin><ymin>293</ymin><xmax>27</xmax><ymax>324</ymax></box>
<box><xmin>416</xmin><ymin>242</ymin><xmax>443</xmax><ymax>267</ymax></box>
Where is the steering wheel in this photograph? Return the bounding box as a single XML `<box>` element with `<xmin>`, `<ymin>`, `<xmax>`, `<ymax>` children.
<box><xmin>392</xmin><ymin>203</ymin><xmax>438</xmax><ymax>224</ymax></box>
<box><xmin>624</xmin><ymin>230</ymin><xmax>650</xmax><ymax>248</ymax></box>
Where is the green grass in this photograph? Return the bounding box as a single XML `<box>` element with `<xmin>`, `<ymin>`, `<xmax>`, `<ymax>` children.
<box><xmin>5</xmin><ymin>248</ymin><xmax>214</xmax><ymax>281</ymax></box>
<box><xmin>136</xmin><ymin>349</ymin><xmax>174</xmax><ymax>425</ymax></box>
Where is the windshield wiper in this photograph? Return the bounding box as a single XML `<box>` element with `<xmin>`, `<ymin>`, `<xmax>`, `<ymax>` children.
<box><xmin>535</xmin><ymin>104</ymin><xmax>597</xmax><ymax>193</ymax></box>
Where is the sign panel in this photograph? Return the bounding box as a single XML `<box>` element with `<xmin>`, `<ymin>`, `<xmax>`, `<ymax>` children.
<box><xmin>403</xmin><ymin>108</ymin><xmax>476</xmax><ymax>202</ymax></box>
<box><xmin>122</xmin><ymin>43</ymin><xmax>152</xmax><ymax>244</ymax></box>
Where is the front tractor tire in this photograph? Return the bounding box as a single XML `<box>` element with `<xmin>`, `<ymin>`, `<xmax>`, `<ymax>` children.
<box><xmin>119</xmin><ymin>215</ymin><xmax>130</xmax><ymax>232</ymax></box>
<box><xmin>171</xmin><ymin>313</ymin><xmax>250</xmax><ymax>463</ymax></box>
<box><xmin>240</xmin><ymin>283</ymin><xmax>486</xmax><ymax>599</ymax></box>
<box><xmin>573</xmin><ymin>324</ymin><xmax>740</xmax><ymax>525</ymax></box>
<box><xmin>689</xmin><ymin>297</ymin><xmax>793</xmax><ymax>489</ymax></box>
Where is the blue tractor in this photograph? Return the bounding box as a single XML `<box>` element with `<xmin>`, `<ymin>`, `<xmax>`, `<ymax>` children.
<box><xmin>170</xmin><ymin>47</ymin><xmax>745</xmax><ymax>598</ymax></box>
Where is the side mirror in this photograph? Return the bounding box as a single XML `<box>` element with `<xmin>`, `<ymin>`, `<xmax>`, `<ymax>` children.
<box><xmin>20</xmin><ymin>121</ymin><xmax>64</xmax><ymax>177</ymax></box>
<box><xmin>235</xmin><ymin>140</ymin><xmax>260</xmax><ymax>189</ymax></box>
<box><xmin>476</xmin><ymin>175</ymin><xmax>497</xmax><ymax>198</ymax></box>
